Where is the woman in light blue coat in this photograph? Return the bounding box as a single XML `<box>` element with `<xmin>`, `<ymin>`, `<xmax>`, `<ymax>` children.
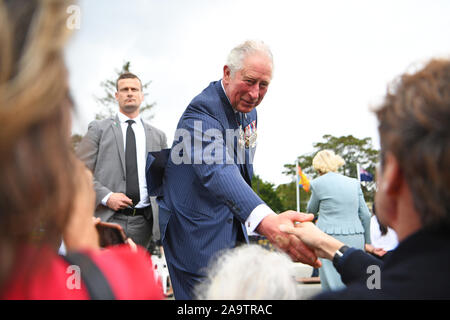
<box><xmin>307</xmin><ymin>150</ymin><xmax>372</xmax><ymax>291</ymax></box>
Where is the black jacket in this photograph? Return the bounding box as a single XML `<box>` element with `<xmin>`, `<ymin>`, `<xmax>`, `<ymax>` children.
<box><xmin>315</xmin><ymin>225</ymin><xmax>450</xmax><ymax>299</ymax></box>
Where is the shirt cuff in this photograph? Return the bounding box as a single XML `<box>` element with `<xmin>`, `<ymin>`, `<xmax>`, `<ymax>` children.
<box><xmin>101</xmin><ymin>192</ymin><xmax>113</xmax><ymax>206</ymax></box>
<box><xmin>245</xmin><ymin>204</ymin><xmax>275</xmax><ymax>236</ymax></box>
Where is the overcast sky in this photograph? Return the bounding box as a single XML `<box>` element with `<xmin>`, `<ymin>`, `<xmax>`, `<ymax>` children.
<box><xmin>66</xmin><ymin>0</ymin><xmax>450</xmax><ymax>186</ymax></box>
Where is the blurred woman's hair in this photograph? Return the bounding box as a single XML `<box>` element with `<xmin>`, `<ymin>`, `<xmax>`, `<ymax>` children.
<box><xmin>375</xmin><ymin>59</ymin><xmax>450</xmax><ymax>228</ymax></box>
<box><xmin>0</xmin><ymin>0</ymin><xmax>75</xmax><ymax>289</ymax></box>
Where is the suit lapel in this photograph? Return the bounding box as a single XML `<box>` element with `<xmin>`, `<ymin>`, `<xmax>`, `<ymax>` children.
<box><xmin>141</xmin><ymin>119</ymin><xmax>153</xmax><ymax>154</ymax></box>
<box><xmin>242</xmin><ymin>113</ymin><xmax>255</xmax><ymax>186</ymax></box>
<box><xmin>111</xmin><ymin>115</ymin><xmax>126</xmax><ymax>175</ymax></box>
<box><xmin>214</xmin><ymin>81</ymin><xmax>254</xmax><ymax>186</ymax></box>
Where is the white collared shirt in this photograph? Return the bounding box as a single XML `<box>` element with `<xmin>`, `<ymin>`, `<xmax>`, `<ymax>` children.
<box><xmin>102</xmin><ymin>112</ymin><xmax>149</xmax><ymax>209</ymax></box>
<box><xmin>220</xmin><ymin>80</ymin><xmax>273</xmax><ymax>235</ymax></box>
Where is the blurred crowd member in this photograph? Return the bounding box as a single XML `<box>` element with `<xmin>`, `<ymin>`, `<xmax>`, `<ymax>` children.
<box><xmin>370</xmin><ymin>204</ymin><xmax>398</xmax><ymax>259</ymax></box>
<box><xmin>195</xmin><ymin>245</ymin><xmax>298</xmax><ymax>300</ymax></box>
<box><xmin>307</xmin><ymin>150</ymin><xmax>372</xmax><ymax>291</ymax></box>
<box><xmin>0</xmin><ymin>0</ymin><xmax>162</xmax><ymax>299</ymax></box>
<box><xmin>281</xmin><ymin>58</ymin><xmax>450</xmax><ymax>299</ymax></box>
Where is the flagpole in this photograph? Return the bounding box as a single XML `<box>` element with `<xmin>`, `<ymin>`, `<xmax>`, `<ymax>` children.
<box><xmin>296</xmin><ymin>160</ymin><xmax>300</xmax><ymax>212</ymax></box>
<box><xmin>357</xmin><ymin>163</ymin><xmax>361</xmax><ymax>184</ymax></box>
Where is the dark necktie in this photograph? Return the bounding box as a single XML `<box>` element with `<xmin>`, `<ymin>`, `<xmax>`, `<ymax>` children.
<box><xmin>125</xmin><ymin>120</ymin><xmax>140</xmax><ymax>205</ymax></box>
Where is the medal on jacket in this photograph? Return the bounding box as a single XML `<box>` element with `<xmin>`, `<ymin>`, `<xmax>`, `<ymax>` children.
<box><xmin>244</xmin><ymin>120</ymin><xmax>257</xmax><ymax>148</ymax></box>
<box><xmin>237</xmin><ymin>113</ymin><xmax>257</xmax><ymax>149</ymax></box>
<box><xmin>238</xmin><ymin>125</ymin><xmax>245</xmax><ymax>149</ymax></box>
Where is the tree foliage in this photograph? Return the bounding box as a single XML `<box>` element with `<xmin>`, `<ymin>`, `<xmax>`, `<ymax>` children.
<box><xmin>251</xmin><ymin>176</ymin><xmax>310</xmax><ymax>213</ymax></box>
<box><xmin>275</xmin><ymin>181</ymin><xmax>310</xmax><ymax>212</ymax></box>
<box><xmin>251</xmin><ymin>175</ymin><xmax>284</xmax><ymax>213</ymax></box>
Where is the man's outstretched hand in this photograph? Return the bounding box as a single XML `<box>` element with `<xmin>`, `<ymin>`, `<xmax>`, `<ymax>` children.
<box><xmin>256</xmin><ymin>211</ymin><xmax>322</xmax><ymax>268</ymax></box>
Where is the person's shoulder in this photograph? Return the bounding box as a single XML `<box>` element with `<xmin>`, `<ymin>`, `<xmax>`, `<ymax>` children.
<box><xmin>86</xmin><ymin>245</ymin><xmax>152</xmax><ymax>268</ymax></box>
<box><xmin>2</xmin><ymin>246</ymin><xmax>90</xmax><ymax>299</ymax></box>
<box><xmin>312</xmin><ymin>172</ymin><xmax>333</xmax><ymax>184</ymax></box>
<box><xmin>87</xmin><ymin>117</ymin><xmax>116</xmax><ymax>130</ymax></box>
<box><xmin>340</xmin><ymin>174</ymin><xmax>359</xmax><ymax>186</ymax></box>
<box><xmin>189</xmin><ymin>80</ymin><xmax>222</xmax><ymax>109</ymax></box>
<box><xmin>183</xmin><ymin>89</ymin><xmax>223</xmax><ymax>124</ymax></box>
<box><xmin>85</xmin><ymin>246</ymin><xmax>163</xmax><ymax>299</ymax></box>
<box><xmin>194</xmin><ymin>80</ymin><xmax>221</xmax><ymax>98</ymax></box>
<box><xmin>141</xmin><ymin>119</ymin><xmax>166</xmax><ymax>137</ymax></box>
<box><xmin>327</xmin><ymin>172</ymin><xmax>358</xmax><ymax>186</ymax></box>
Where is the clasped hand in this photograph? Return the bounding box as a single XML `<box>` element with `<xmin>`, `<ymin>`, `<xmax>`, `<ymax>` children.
<box><xmin>257</xmin><ymin>211</ymin><xmax>322</xmax><ymax>268</ymax></box>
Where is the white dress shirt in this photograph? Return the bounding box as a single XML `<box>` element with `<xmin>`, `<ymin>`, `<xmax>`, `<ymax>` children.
<box><xmin>102</xmin><ymin>112</ymin><xmax>150</xmax><ymax>209</ymax></box>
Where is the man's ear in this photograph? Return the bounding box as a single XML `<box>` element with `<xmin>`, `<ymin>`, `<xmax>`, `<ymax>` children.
<box><xmin>375</xmin><ymin>151</ymin><xmax>403</xmax><ymax>229</ymax></box>
<box><xmin>115</xmin><ymin>91</ymin><xmax>119</xmax><ymax>102</ymax></box>
<box><xmin>223</xmin><ymin>65</ymin><xmax>231</xmax><ymax>84</ymax></box>
<box><xmin>381</xmin><ymin>152</ymin><xmax>403</xmax><ymax>196</ymax></box>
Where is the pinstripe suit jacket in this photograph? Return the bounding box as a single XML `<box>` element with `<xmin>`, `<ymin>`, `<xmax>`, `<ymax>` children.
<box><xmin>159</xmin><ymin>80</ymin><xmax>265</xmax><ymax>275</ymax></box>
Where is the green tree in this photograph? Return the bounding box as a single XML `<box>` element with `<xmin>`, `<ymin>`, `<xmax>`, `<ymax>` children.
<box><xmin>252</xmin><ymin>175</ymin><xmax>284</xmax><ymax>213</ymax></box>
<box><xmin>275</xmin><ymin>181</ymin><xmax>310</xmax><ymax>213</ymax></box>
<box><xmin>282</xmin><ymin>134</ymin><xmax>379</xmax><ymax>205</ymax></box>
<box><xmin>94</xmin><ymin>61</ymin><xmax>156</xmax><ymax>121</ymax></box>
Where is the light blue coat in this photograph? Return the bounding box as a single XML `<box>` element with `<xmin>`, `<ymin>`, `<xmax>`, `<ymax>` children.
<box><xmin>307</xmin><ymin>172</ymin><xmax>371</xmax><ymax>243</ymax></box>
<box><xmin>307</xmin><ymin>172</ymin><xmax>372</xmax><ymax>291</ymax></box>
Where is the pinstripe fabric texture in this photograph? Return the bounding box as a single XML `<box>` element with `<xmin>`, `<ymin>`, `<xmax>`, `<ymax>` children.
<box><xmin>159</xmin><ymin>81</ymin><xmax>265</xmax><ymax>299</ymax></box>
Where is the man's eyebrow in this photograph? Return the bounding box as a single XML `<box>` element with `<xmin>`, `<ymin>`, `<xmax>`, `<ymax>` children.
<box><xmin>120</xmin><ymin>86</ymin><xmax>139</xmax><ymax>90</ymax></box>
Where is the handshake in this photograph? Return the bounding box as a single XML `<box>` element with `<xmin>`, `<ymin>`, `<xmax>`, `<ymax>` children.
<box><xmin>256</xmin><ymin>210</ymin><xmax>349</xmax><ymax>268</ymax></box>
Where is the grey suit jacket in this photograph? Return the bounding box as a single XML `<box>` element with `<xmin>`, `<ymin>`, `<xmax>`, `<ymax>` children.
<box><xmin>76</xmin><ymin>114</ymin><xmax>167</xmax><ymax>240</ymax></box>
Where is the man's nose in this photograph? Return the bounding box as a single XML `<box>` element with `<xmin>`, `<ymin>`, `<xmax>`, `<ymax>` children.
<box><xmin>248</xmin><ymin>84</ymin><xmax>259</xmax><ymax>100</ymax></box>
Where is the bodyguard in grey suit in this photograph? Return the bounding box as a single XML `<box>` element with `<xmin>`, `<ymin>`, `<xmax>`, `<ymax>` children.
<box><xmin>77</xmin><ymin>72</ymin><xmax>167</xmax><ymax>248</ymax></box>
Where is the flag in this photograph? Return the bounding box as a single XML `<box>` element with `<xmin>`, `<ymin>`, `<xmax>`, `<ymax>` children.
<box><xmin>297</xmin><ymin>165</ymin><xmax>310</xmax><ymax>192</ymax></box>
<box><xmin>359</xmin><ymin>167</ymin><xmax>374</xmax><ymax>182</ymax></box>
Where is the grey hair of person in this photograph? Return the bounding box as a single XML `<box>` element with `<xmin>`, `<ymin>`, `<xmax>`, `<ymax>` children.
<box><xmin>225</xmin><ymin>40</ymin><xmax>274</xmax><ymax>78</ymax></box>
<box><xmin>195</xmin><ymin>244</ymin><xmax>298</xmax><ymax>300</ymax></box>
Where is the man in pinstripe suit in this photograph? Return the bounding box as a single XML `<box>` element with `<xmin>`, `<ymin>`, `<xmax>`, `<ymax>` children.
<box><xmin>158</xmin><ymin>40</ymin><xmax>320</xmax><ymax>299</ymax></box>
